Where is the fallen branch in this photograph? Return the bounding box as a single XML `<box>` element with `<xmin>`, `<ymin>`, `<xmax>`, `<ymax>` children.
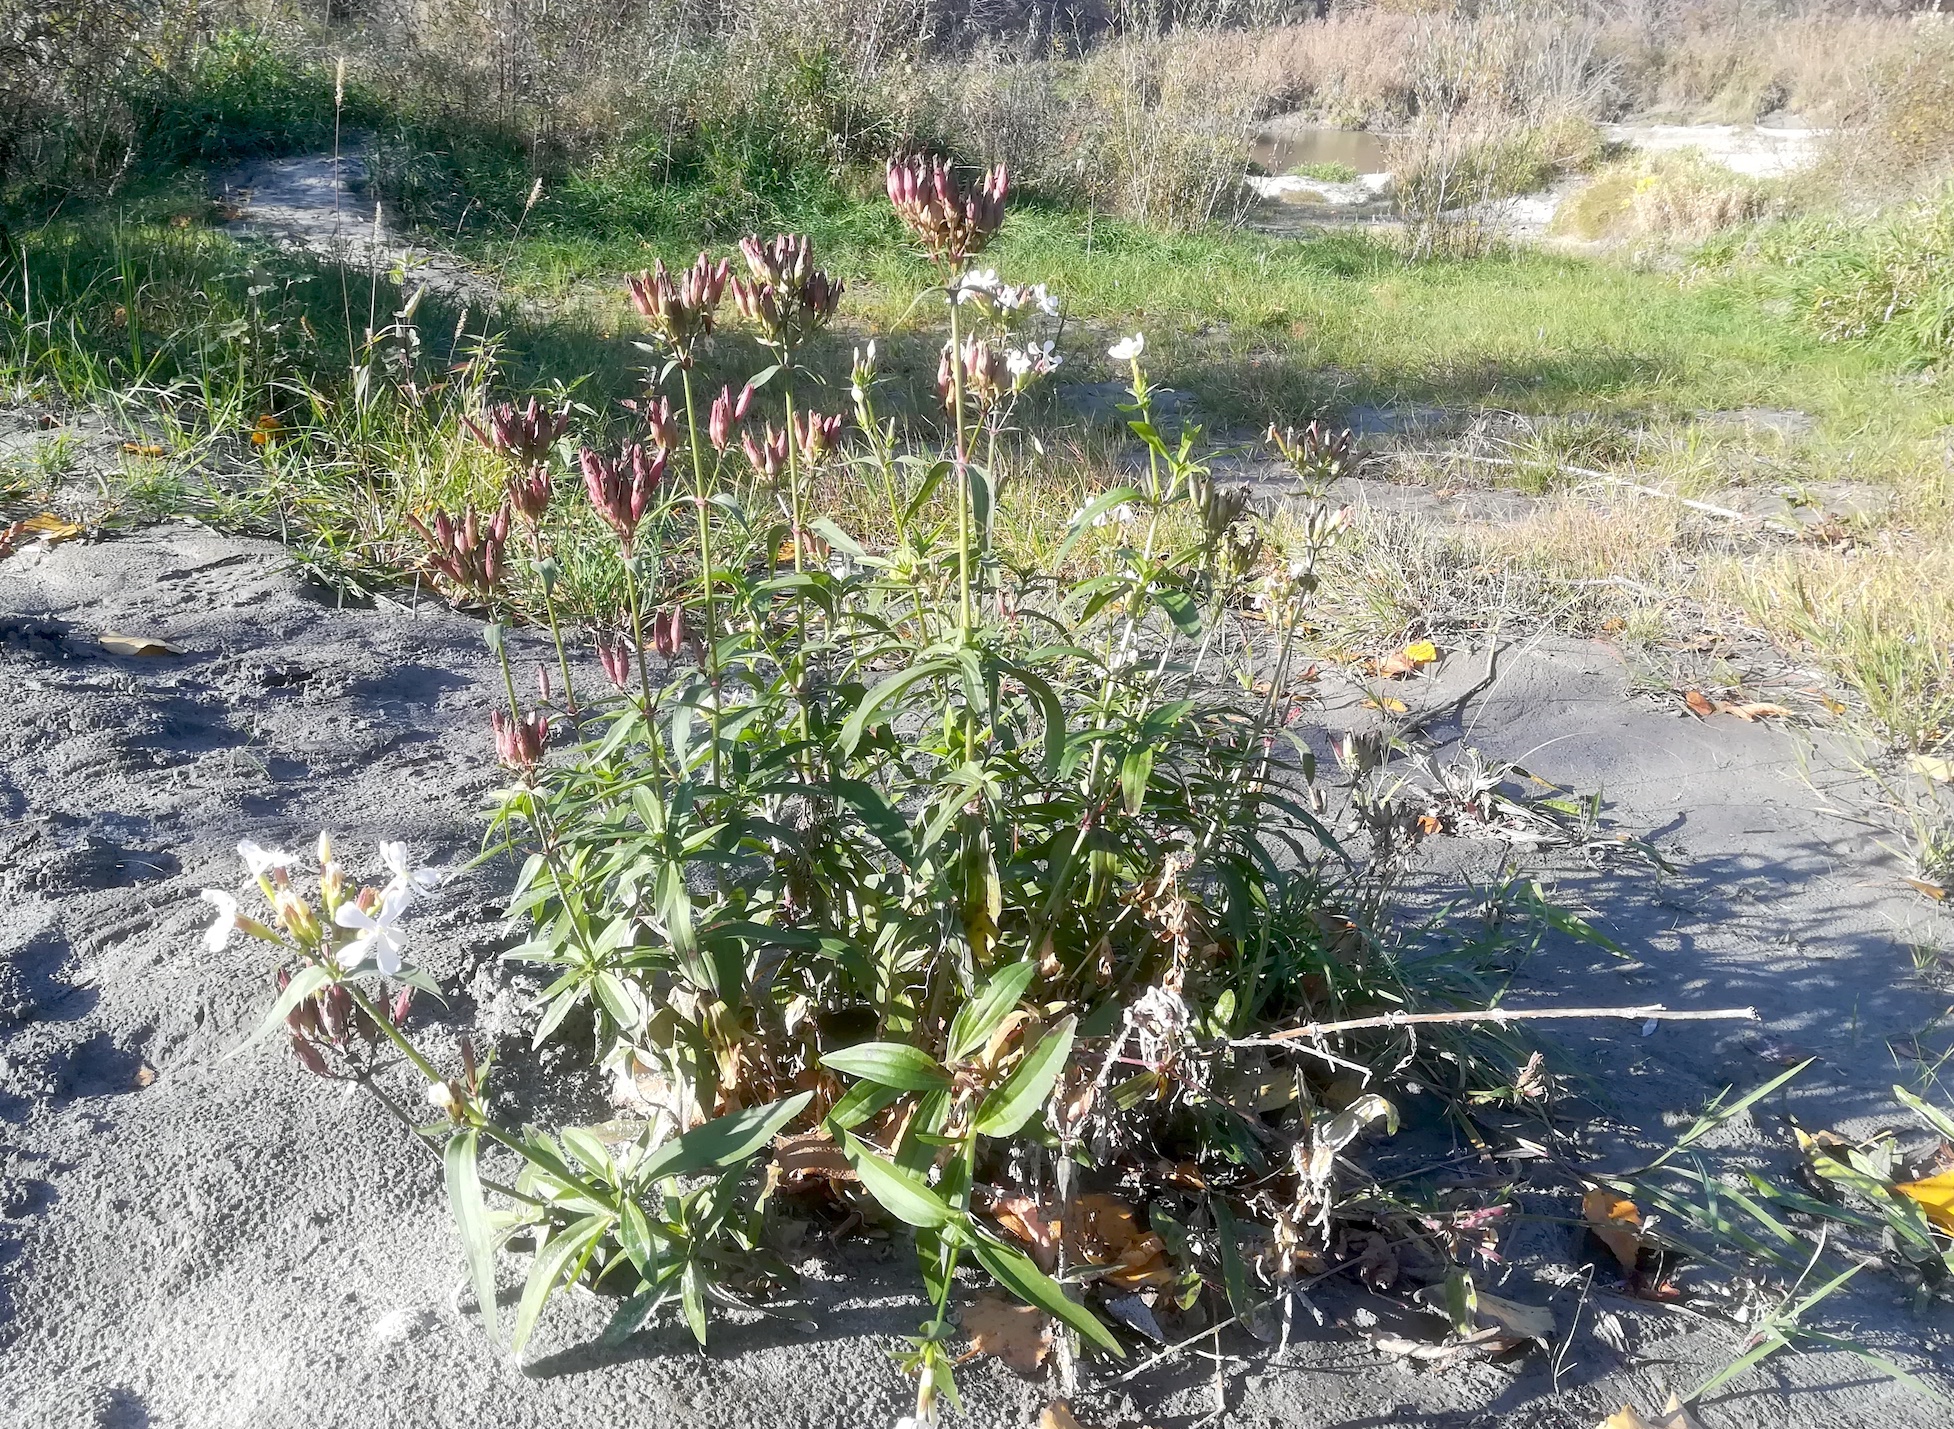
<box><xmin>1394</xmin><ymin>450</ymin><xmax>1770</xmax><ymax>526</ymax></box>
<box><xmin>1242</xmin><ymin>1003</ymin><xmax>1759</xmax><ymax>1046</ymax></box>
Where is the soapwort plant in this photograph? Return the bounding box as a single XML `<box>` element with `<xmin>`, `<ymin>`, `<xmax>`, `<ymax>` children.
<box><xmin>227</xmin><ymin>154</ymin><xmax>1543</xmax><ymax>1410</ymax></box>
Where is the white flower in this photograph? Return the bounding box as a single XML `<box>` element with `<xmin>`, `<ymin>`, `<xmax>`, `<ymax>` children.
<box><xmin>1006</xmin><ymin>347</ymin><xmax>1034</xmax><ymax>380</ymax></box>
<box><xmin>335</xmin><ymin>887</ymin><xmax>412</xmax><ymax>976</ymax></box>
<box><xmin>1032</xmin><ymin>284</ymin><xmax>1060</xmax><ymax>317</ymax></box>
<box><xmin>200</xmin><ymin>889</ymin><xmax>239</xmax><ymax>953</ymax></box>
<box><xmin>237</xmin><ymin>838</ymin><xmax>296</xmax><ymax>878</ymax></box>
<box><xmin>378</xmin><ymin>840</ymin><xmax>441</xmax><ymax>900</ymax></box>
<box><xmin>1091</xmin><ymin>502</ymin><xmax>1137</xmax><ymax>529</ymax></box>
<box><xmin>951</xmin><ymin>268</ymin><xmax>1001</xmax><ymax>303</ymax></box>
<box><xmin>1108</xmin><ymin>333</ymin><xmax>1145</xmax><ymax>361</ymax></box>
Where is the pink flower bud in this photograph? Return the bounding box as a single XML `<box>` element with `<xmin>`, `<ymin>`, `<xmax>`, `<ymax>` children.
<box><xmin>291</xmin><ymin>1035</ymin><xmax>330</xmax><ymax>1077</ymax></box>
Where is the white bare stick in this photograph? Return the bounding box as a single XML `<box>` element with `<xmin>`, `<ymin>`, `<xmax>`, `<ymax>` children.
<box><xmin>1394</xmin><ymin>450</ymin><xmax>1768</xmax><ymax>524</ymax></box>
<box><xmin>1238</xmin><ymin>1004</ymin><xmax>1757</xmax><ymax>1047</ymax></box>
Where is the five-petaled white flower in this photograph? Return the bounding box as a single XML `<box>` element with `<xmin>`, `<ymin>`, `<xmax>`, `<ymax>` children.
<box><xmin>951</xmin><ymin>268</ymin><xmax>1001</xmax><ymax>303</ymax></box>
<box><xmin>200</xmin><ymin>889</ymin><xmax>240</xmax><ymax>953</ymax></box>
<box><xmin>1091</xmin><ymin>502</ymin><xmax>1137</xmax><ymax>529</ymax></box>
<box><xmin>1108</xmin><ymin>333</ymin><xmax>1145</xmax><ymax>361</ymax></box>
<box><xmin>237</xmin><ymin>838</ymin><xmax>296</xmax><ymax>878</ymax></box>
<box><xmin>335</xmin><ymin>888</ymin><xmax>412</xmax><ymax>976</ymax></box>
<box><xmin>378</xmin><ymin>841</ymin><xmax>441</xmax><ymax>901</ymax></box>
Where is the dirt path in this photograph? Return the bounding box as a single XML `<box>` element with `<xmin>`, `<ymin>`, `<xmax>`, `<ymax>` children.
<box><xmin>218</xmin><ymin>145</ymin><xmax>495</xmax><ymax>305</ymax></box>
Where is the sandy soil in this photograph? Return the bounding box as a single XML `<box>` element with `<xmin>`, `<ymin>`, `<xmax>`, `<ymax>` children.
<box><xmin>4</xmin><ymin>407</ymin><xmax>1952</xmax><ymax>1427</ymax></box>
<box><xmin>5</xmin><ymin>151</ymin><xmax>1951</xmax><ymax>1426</ymax></box>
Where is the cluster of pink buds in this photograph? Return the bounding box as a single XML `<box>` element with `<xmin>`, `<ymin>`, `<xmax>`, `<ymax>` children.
<box><xmin>407</xmin><ymin>506</ymin><xmax>511</xmax><ymax>597</ymax></box>
<box><xmin>627</xmin><ymin>254</ymin><xmax>731</xmax><ymax>367</ymax></box>
<box><xmin>938</xmin><ymin>337</ymin><xmax>1009</xmax><ymax>411</ymax></box>
<box><xmin>503</xmin><ymin>465</ymin><xmax>552</xmax><ymax>526</ymax></box>
<box><xmin>1268</xmin><ymin>421</ymin><xmax>1355</xmax><ymax>484</ymax></box>
<box><xmin>596</xmin><ymin>631</ymin><xmax>636</xmax><ymax>691</ymax></box>
<box><xmin>649</xmin><ymin>606</ymin><xmax>688</xmax><ymax>661</ymax></box>
<box><xmin>491</xmin><ymin>708</ymin><xmax>550</xmax><ymax>770</ymax></box>
<box><xmin>283</xmin><ymin>969</ymin><xmax>413</xmax><ymax>1077</ymax></box>
<box><xmin>464</xmin><ymin>398</ymin><xmax>570</xmax><ymax>469</ymax></box>
<box><xmin>709</xmin><ymin>382</ymin><xmax>756</xmax><ymax>453</ymax></box>
<box><xmin>730</xmin><ymin>234</ymin><xmax>845</xmax><ymax>353</ymax></box>
<box><xmin>742</xmin><ymin>424</ymin><xmax>790</xmax><ymax>481</ymax></box>
<box><xmin>886</xmin><ymin>155</ymin><xmax>1008</xmax><ymax>269</ymax></box>
<box><xmin>579</xmin><ymin>443</ymin><xmax>666</xmax><ymax>551</ymax></box>
<box><xmin>792</xmin><ymin>409</ymin><xmax>845</xmax><ymax>466</ymax></box>
<box><xmin>623</xmin><ymin>393</ymin><xmax>680</xmax><ymax>452</ymax></box>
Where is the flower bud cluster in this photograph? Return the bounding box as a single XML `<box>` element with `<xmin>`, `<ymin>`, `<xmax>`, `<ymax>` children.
<box><xmin>742</xmin><ymin>423</ymin><xmax>791</xmax><ymax>481</ymax></box>
<box><xmin>491</xmin><ymin>708</ymin><xmax>551</xmax><ymax>770</ymax></box>
<box><xmin>464</xmin><ymin>398</ymin><xmax>570</xmax><ymax>470</ymax></box>
<box><xmin>938</xmin><ymin>337</ymin><xmax>1010</xmax><ymax>412</ymax></box>
<box><xmin>731</xmin><ymin>235</ymin><xmax>844</xmax><ymax>355</ymax></box>
<box><xmin>407</xmin><ymin>506</ymin><xmax>511</xmax><ymax>598</ymax></box>
<box><xmin>1267</xmin><ymin>420</ymin><xmax>1355</xmax><ymax>485</ymax></box>
<box><xmin>596</xmin><ymin>631</ymin><xmax>636</xmax><ymax>690</ymax></box>
<box><xmin>579</xmin><ymin>444</ymin><xmax>666</xmax><ymax>552</ymax></box>
<box><xmin>709</xmin><ymin>382</ymin><xmax>756</xmax><ymax>453</ymax></box>
<box><xmin>791</xmin><ymin>409</ymin><xmax>845</xmax><ymax>467</ymax></box>
<box><xmin>887</xmin><ymin>155</ymin><xmax>1008</xmax><ymax>269</ymax></box>
<box><xmin>627</xmin><ymin>254</ymin><xmax>731</xmax><ymax>367</ymax></box>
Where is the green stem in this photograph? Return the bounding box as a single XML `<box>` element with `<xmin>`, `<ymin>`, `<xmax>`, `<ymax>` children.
<box><xmin>678</xmin><ymin>365</ymin><xmax>723</xmax><ymax>789</ymax></box>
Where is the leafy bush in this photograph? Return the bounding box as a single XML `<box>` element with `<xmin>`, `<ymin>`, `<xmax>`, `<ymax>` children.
<box><xmin>206</xmin><ymin>162</ymin><xmax>1557</xmax><ymax>1412</ymax></box>
<box><xmin>130</xmin><ymin>27</ymin><xmax>372</xmax><ymax>167</ymax></box>
<box><xmin>1698</xmin><ymin>186</ymin><xmax>1954</xmax><ymax>367</ymax></box>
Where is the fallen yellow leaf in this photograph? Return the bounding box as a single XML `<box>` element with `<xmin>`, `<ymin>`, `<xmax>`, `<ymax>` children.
<box><xmin>121</xmin><ymin>441</ymin><xmax>166</xmax><ymax>458</ymax></box>
<box><xmin>1597</xmin><ymin>1394</ymin><xmax>1702</xmax><ymax>1429</ymax></box>
<box><xmin>1914</xmin><ymin>755</ymin><xmax>1953</xmax><ymax>784</ymax></box>
<box><xmin>1582</xmin><ymin>1186</ymin><xmax>1645</xmax><ymax>1273</ymax></box>
<box><xmin>1039</xmin><ymin>1404</ymin><xmax>1086</xmax><ymax>1429</ymax></box>
<box><xmin>1897</xmin><ymin>1169</ymin><xmax>1954</xmax><ymax>1232</ymax></box>
<box><xmin>1905</xmin><ymin>878</ymin><xmax>1947</xmax><ymax>902</ymax></box>
<box><xmin>1362</xmin><ymin>695</ymin><xmax>1409</xmax><ymax>714</ymax></box>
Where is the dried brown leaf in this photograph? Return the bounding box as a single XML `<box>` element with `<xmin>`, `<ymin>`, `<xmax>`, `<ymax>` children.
<box><xmin>1683</xmin><ymin>689</ymin><xmax>1716</xmax><ymax>718</ymax></box>
<box><xmin>963</xmin><ymin>1293</ymin><xmax>1052</xmax><ymax>1375</ymax></box>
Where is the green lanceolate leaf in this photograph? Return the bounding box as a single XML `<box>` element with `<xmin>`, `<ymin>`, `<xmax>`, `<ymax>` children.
<box><xmin>638</xmin><ymin>1091</ymin><xmax>814</xmax><ymax>1183</ymax></box>
<box><xmin>948</xmin><ymin>961</ymin><xmax>1037</xmax><ymax>1063</ymax></box>
<box><xmin>444</xmin><ymin>1129</ymin><xmax>500</xmax><ymax>1345</ymax></box>
<box><xmin>1120</xmin><ymin>745</ymin><xmax>1155</xmax><ymax>816</ymax></box>
<box><xmin>839</xmin><ymin>658</ymin><xmax>956</xmax><ymax>757</ymax></box>
<box><xmin>822</xmin><ymin>1042</ymin><xmax>952</xmax><ymax>1092</ymax></box>
<box><xmin>975</xmin><ymin>1015</ymin><xmax>1077</xmax><ymax>1138</ymax></box>
<box><xmin>839</xmin><ymin>1131</ymin><xmax>955</xmax><ymax>1228</ymax></box>
<box><xmin>619</xmin><ymin>1196</ymin><xmax>658</xmax><ymax>1278</ymax></box>
<box><xmin>969</xmin><ymin>1231</ymin><xmax>1123</xmax><ymax>1356</ymax></box>
<box><xmin>231</xmin><ymin>962</ymin><xmax>332</xmax><ymax>1056</ymax></box>
<box><xmin>825</xmin><ymin>1080</ymin><xmax>903</xmax><ymax>1131</ymax></box>
<box><xmin>1151</xmin><ymin>584</ymin><xmax>1201</xmax><ymax>636</ymax></box>
<box><xmin>511</xmin><ymin>1213</ymin><xmax>608</xmax><ymax>1354</ymax></box>
<box><xmin>680</xmin><ymin>1260</ymin><xmax>709</xmax><ymax>1345</ymax></box>
<box><xmin>1212</xmin><ymin>1198</ymin><xmax>1252</xmax><ymax>1324</ymax></box>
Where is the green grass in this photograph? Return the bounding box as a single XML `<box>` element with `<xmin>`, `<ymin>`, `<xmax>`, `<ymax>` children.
<box><xmin>5</xmin><ymin>148</ymin><xmax>1951</xmax><ymax>748</ymax></box>
<box><xmin>1291</xmin><ymin>161</ymin><xmax>1360</xmax><ymax>183</ymax></box>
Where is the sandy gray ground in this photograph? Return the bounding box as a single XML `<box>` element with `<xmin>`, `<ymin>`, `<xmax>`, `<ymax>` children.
<box><xmin>4</xmin><ymin>453</ymin><xmax>1953</xmax><ymax>1428</ymax></box>
<box><xmin>5</xmin><ymin>152</ymin><xmax>1953</xmax><ymax>1426</ymax></box>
